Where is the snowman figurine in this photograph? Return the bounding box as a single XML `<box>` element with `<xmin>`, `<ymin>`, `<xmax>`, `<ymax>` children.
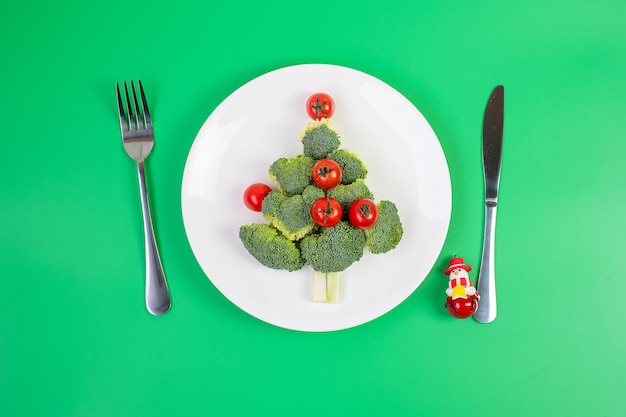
<box><xmin>444</xmin><ymin>256</ymin><xmax>479</xmax><ymax>318</ymax></box>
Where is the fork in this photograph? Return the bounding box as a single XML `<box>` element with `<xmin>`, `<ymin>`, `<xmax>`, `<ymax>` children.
<box><xmin>116</xmin><ymin>80</ymin><xmax>171</xmax><ymax>315</ymax></box>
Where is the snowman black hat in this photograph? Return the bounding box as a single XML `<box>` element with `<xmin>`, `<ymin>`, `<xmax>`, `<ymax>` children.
<box><xmin>444</xmin><ymin>257</ymin><xmax>472</xmax><ymax>276</ymax></box>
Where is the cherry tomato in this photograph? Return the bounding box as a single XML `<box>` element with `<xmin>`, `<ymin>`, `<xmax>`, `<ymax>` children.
<box><xmin>310</xmin><ymin>197</ymin><xmax>343</xmax><ymax>227</ymax></box>
<box><xmin>312</xmin><ymin>158</ymin><xmax>342</xmax><ymax>189</ymax></box>
<box><xmin>348</xmin><ymin>198</ymin><xmax>378</xmax><ymax>229</ymax></box>
<box><xmin>306</xmin><ymin>93</ymin><xmax>335</xmax><ymax>120</ymax></box>
<box><xmin>243</xmin><ymin>183</ymin><xmax>271</xmax><ymax>212</ymax></box>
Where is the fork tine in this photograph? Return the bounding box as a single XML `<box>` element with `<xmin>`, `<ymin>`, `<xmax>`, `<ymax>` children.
<box><xmin>137</xmin><ymin>80</ymin><xmax>152</xmax><ymax>127</ymax></box>
<box><xmin>130</xmin><ymin>81</ymin><xmax>143</xmax><ymax>129</ymax></box>
<box><xmin>123</xmin><ymin>82</ymin><xmax>136</xmax><ymax>130</ymax></box>
<box><xmin>116</xmin><ymin>82</ymin><xmax>128</xmax><ymax>132</ymax></box>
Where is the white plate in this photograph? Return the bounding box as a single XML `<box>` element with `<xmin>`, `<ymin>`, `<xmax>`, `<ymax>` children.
<box><xmin>181</xmin><ymin>64</ymin><xmax>451</xmax><ymax>332</ymax></box>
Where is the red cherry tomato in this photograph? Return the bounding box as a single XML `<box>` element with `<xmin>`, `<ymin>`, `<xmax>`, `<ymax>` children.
<box><xmin>310</xmin><ymin>197</ymin><xmax>343</xmax><ymax>227</ymax></box>
<box><xmin>312</xmin><ymin>158</ymin><xmax>342</xmax><ymax>189</ymax></box>
<box><xmin>306</xmin><ymin>93</ymin><xmax>335</xmax><ymax>120</ymax></box>
<box><xmin>243</xmin><ymin>183</ymin><xmax>271</xmax><ymax>212</ymax></box>
<box><xmin>348</xmin><ymin>198</ymin><xmax>378</xmax><ymax>229</ymax></box>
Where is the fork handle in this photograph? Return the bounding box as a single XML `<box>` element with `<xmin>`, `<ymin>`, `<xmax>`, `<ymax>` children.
<box><xmin>137</xmin><ymin>162</ymin><xmax>171</xmax><ymax>315</ymax></box>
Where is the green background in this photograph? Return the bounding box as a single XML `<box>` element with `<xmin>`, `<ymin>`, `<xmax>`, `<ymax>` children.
<box><xmin>2</xmin><ymin>0</ymin><xmax>625</xmax><ymax>416</ymax></box>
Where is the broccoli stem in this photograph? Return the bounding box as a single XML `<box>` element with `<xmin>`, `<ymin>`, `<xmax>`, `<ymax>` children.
<box><xmin>312</xmin><ymin>270</ymin><xmax>340</xmax><ymax>303</ymax></box>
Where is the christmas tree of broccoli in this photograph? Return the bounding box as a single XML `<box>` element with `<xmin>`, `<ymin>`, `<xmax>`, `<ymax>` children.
<box><xmin>239</xmin><ymin>93</ymin><xmax>403</xmax><ymax>302</ymax></box>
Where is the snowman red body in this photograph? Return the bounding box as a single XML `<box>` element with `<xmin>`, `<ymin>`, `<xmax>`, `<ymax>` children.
<box><xmin>444</xmin><ymin>257</ymin><xmax>479</xmax><ymax>318</ymax></box>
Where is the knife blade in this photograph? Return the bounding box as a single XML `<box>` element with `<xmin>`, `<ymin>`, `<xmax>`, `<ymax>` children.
<box><xmin>474</xmin><ymin>85</ymin><xmax>504</xmax><ymax>323</ymax></box>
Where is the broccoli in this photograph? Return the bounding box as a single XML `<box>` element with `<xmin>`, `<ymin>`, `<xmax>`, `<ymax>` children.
<box><xmin>268</xmin><ymin>154</ymin><xmax>315</xmax><ymax>195</ymax></box>
<box><xmin>262</xmin><ymin>191</ymin><xmax>317</xmax><ymax>241</ymax></box>
<box><xmin>260</xmin><ymin>190</ymin><xmax>282</xmax><ymax>219</ymax></box>
<box><xmin>365</xmin><ymin>200</ymin><xmax>403</xmax><ymax>254</ymax></box>
<box><xmin>326</xmin><ymin>179</ymin><xmax>374</xmax><ymax>211</ymax></box>
<box><xmin>301</xmin><ymin>184</ymin><xmax>326</xmax><ymax>207</ymax></box>
<box><xmin>300</xmin><ymin>221</ymin><xmax>366</xmax><ymax>273</ymax></box>
<box><xmin>327</xmin><ymin>149</ymin><xmax>368</xmax><ymax>184</ymax></box>
<box><xmin>300</xmin><ymin>120</ymin><xmax>341</xmax><ymax>159</ymax></box>
<box><xmin>239</xmin><ymin>112</ymin><xmax>404</xmax><ymax>303</ymax></box>
<box><xmin>239</xmin><ymin>224</ymin><xmax>305</xmax><ymax>271</ymax></box>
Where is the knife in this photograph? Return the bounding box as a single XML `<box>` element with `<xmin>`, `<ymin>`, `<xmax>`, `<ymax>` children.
<box><xmin>474</xmin><ymin>85</ymin><xmax>504</xmax><ymax>323</ymax></box>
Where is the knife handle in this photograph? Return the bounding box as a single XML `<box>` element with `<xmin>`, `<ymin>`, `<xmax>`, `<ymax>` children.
<box><xmin>474</xmin><ymin>202</ymin><xmax>497</xmax><ymax>323</ymax></box>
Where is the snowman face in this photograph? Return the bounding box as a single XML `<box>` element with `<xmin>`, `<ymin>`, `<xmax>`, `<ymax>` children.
<box><xmin>450</xmin><ymin>268</ymin><xmax>469</xmax><ymax>280</ymax></box>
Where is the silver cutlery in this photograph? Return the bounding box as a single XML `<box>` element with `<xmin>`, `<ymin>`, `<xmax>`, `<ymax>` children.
<box><xmin>116</xmin><ymin>80</ymin><xmax>171</xmax><ymax>315</ymax></box>
<box><xmin>474</xmin><ymin>85</ymin><xmax>504</xmax><ymax>323</ymax></box>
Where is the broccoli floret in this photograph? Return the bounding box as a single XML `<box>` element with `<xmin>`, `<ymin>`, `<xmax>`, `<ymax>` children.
<box><xmin>300</xmin><ymin>221</ymin><xmax>366</xmax><ymax>273</ymax></box>
<box><xmin>300</xmin><ymin>120</ymin><xmax>341</xmax><ymax>159</ymax></box>
<box><xmin>239</xmin><ymin>224</ymin><xmax>305</xmax><ymax>271</ymax></box>
<box><xmin>365</xmin><ymin>200</ymin><xmax>403</xmax><ymax>254</ymax></box>
<box><xmin>301</xmin><ymin>184</ymin><xmax>325</xmax><ymax>206</ymax></box>
<box><xmin>327</xmin><ymin>149</ymin><xmax>368</xmax><ymax>184</ymax></box>
<box><xmin>262</xmin><ymin>191</ymin><xmax>316</xmax><ymax>241</ymax></box>
<box><xmin>268</xmin><ymin>154</ymin><xmax>315</xmax><ymax>195</ymax></box>
<box><xmin>260</xmin><ymin>190</ymin><xmax>283</xmax><ymax>218</ymax></box>
<box><xmin>326</xmin><ymin>179</ymin><xmax>374</xmax><ymax>211</ymax></box>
